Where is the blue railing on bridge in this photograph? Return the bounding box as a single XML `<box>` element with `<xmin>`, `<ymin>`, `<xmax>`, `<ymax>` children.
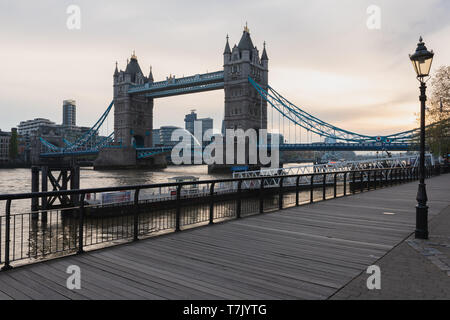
<box><xmin>135</xmin><ymin>142</ymin><xmax>419</xmax><ymax>159</ymax></box>
<box><xmin>136</xmin><ymin>146</ymin><xmax>174</xmax><ymax>159</ymax></box>
<box><xmin>278</xmin><ymin>142</ymin><xmax>419</xmax><ymax>151</ymax></box>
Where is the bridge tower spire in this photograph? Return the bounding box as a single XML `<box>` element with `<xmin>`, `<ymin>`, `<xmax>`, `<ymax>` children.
<box><xmin>223</xmin><ymin>25</ymin><xmax>268</xmax><ymax>133</ymax></box>
<box><xmin>113</xmin><ymin>52</ymin><xmax>154</xmax><ymax>149</ymax></box>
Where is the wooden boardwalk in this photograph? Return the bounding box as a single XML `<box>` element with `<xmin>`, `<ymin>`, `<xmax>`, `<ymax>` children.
<box><xmin>0</xmin><ymin>175</ymin><xmax>449</xmax><ymax>300</ymax></box>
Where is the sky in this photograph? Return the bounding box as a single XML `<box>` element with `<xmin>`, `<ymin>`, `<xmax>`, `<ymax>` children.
<box><xmin>0</xmin><ymin>0</ymin><xmax>449</xmax><ymax>139</ymax></box>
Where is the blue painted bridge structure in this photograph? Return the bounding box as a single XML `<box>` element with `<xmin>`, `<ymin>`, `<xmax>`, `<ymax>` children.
<box><xmin>39</xmin><ymin>72</ymin><xmax>427</xmax><ymax>159</ymax></box>
<box><xmin>39</xmin><ymin>26</ymin><xmax>439</xmax><ymax>161</ymax></box>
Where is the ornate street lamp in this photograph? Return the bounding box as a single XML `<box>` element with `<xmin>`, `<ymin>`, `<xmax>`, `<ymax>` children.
<box><xmin>409</xmin><ymin>36</ymin><xmax>434</xmax><ymax>239</ymax></box>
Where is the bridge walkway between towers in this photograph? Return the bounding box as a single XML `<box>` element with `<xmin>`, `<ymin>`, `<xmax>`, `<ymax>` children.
<box><xmin>0</xmin><ymin>174</ymin><xmax>449</xmax><ymax>299</ymax></box>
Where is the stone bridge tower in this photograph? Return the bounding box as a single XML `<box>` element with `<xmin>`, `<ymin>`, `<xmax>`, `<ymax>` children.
<box><xmin>223</xmin><ymin>25</ymin><xmax>268</xmax><ymax>133</ymax></box>
<box><xmin>113</xmin><ymin>52</ymin><xmax>154</xmax><ymax>148</ymax></box>
<box><xmin>94</xmin><ymin>53</ymin><xmax>165</xmax><ymax>169</ymax></box>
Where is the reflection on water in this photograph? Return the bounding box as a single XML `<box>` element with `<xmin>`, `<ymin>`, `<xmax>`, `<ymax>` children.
<box><xmin>0</xmin><ymin>163</ymin><xmax>311</xmax><ymax>213</ymax></box>
<box><xmin>0</xmin><ymin>165</ymin><xmax>229</xmax><ymax>214</ymax></box>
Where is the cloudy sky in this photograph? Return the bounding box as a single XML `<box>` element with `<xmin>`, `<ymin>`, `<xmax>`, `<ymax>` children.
<box><xmin>0</xmin><ymin>0</ymin><xmax>449</xmax><ymax>139</ymax></box>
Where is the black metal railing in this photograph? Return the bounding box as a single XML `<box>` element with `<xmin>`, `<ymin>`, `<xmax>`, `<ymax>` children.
<box><xmin>0</xmin><ymin>164</ymin><xmax>447</xmax><ymax>270</ymax></box>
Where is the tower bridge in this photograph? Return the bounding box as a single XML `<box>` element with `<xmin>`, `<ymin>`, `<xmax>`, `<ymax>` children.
<box><xmin>38</xmin><ymin>25</ymin><xmax>431</xmax><ymax>170</ymax></box>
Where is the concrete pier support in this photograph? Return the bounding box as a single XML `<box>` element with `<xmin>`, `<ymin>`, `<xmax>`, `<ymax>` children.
<box><xmin>94</xmin><ymin>147</ymin><xmax>167</xmax><ymax>170</ymax></box>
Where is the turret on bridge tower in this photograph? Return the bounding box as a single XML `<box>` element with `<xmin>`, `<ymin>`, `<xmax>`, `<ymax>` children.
<box><xmin>113</xmin><ymin>52</ymin><xmax>154</xmax><ymax>148</ymax></box>
<box><xmin>223</xmin><ymin>26</ymin><xmax>268</xmax><ymax>133</ymax></box>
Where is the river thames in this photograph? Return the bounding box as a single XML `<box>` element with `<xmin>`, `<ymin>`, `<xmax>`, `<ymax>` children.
<box><xmin>0</xmin><ymin>165</ymin><xmax>229</xmax><ymax>195</ymax></box>
<box><xmin>0</xmin><ymin>163</ymin><xmax>309</xmax><ymax>212</ymax></box>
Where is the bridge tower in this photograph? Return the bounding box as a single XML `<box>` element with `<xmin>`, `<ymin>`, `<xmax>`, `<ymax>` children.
<box><xmin>95</xmin><ymin>53</ymin><xmax>167</xmax><ymax>169</ymax></box>
<box><xmin>223</xmin><ymin>25</ymin><xmax>268</xmax><ymax>133</ymax></box>
<box><xmin>113</xmin><ymin>52</ymin><xmax>154</xmax><ymax>148</ymax></box>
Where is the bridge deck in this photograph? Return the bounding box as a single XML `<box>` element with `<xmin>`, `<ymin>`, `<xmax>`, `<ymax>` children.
<box><xmin>0</xmin><ymin>175</ymin><xmax>449</xmax><ymax>299</ymax></box>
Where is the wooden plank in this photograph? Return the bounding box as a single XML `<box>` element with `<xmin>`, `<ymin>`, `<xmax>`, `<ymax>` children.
<box><xmin>12</xmin><ymin>268</ymin><xmax>85</xmax><ymax>300</ymax></box>
<box><xmin>28</xmin><ymin>262</ymin><xmax>124</xmax><ymax>300</ymax></box>
<box><xmin>6</xmin><ymin>271</ymin><xmax>69</xmax><ymax>300</ymax></box>
<box><xmin>124</xmin><ymin>240</ymin><xmax>335</xmax><ymax>299</ymax></box>
<box><xmin>0</xmin><ymin>289</ymin><xmax>12</xmax><ymax>300</ymax></box>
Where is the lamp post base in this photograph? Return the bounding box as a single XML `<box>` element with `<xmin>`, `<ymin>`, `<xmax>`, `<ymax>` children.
<box><xmin>415</xmin><ymin>180</ymin><xmax>428</xmax><ymax>239</ymax></box>
<box><xmin>415</xmin><ymin>202</ymin><xmax>429</xmax><ymax>240</ymax></box>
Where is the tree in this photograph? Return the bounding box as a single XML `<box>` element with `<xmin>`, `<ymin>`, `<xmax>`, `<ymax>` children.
<box><xmin>425</xmin><ymin>65</ymin><xmax>450</xmax><ymax>158</ymax></box>
<box><xmin>9</xmin><ymin>129</ymin><xmax>18</xmax><ymax>161</ymax></box>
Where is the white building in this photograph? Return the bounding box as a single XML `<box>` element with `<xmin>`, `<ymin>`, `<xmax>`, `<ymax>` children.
<box><xmin>18</xmin><ymin>118</ymin><xmax>56</xmax><ymax>137</ymax></box>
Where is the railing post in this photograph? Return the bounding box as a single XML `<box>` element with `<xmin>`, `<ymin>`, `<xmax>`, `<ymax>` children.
<box><xmin>77</xmin><ymin>193</ymin><xmax>85</xmax><ymax>254</ymax></box>
<box><xmin>352</xmin><ymin>171</ymin><xmax>356</xmax><ymax>194</ymax></box>
<box><xmin>295</xmin><ymin>176</ymin><xmax>300</xmax><ymax>206</ymax></box>
<box><xmin>236</xmin><ymin>181</ymin><xmax>242</xmax><ymax>218</ymax></box>
<box><xmin>41</xmin><ymin>166</ymin><xmax>48</xmax><ymax>221</ymax></box>
<box><xmin>390</xmin><ymin>169</ymin><xmax>394</xmax><ymax>186</ymax></box>
<box><xmin>322</xmin><ymin>173</ymin><xmax>326</xmax><ymax>200</ymax></box>
<box><xmin>367</xmin><ymin>170</ymin><xmax>371</xmax><ymax>191</ymax></box>
<box><xmin>1</xmin><ymin>200</ymin><xmax>12</xmax><ymax>271</ymax></box>
<box><xmin>360</xmin><ymin>171</ymin><xmax>364</xmax><ymax>193</ymax></box>
<box><xmin>31</xmin><ymin>166</ymin><xmax>39</xmax><ymax>219</ymax></box>
<box><xmin>333</xmin><ymin>173</ymin><xmax>337</xmax><ymax>198</ymax></box>
<box><xmin>259</xmin><ymin>178</ymin><xmax>265</xmax><ymax>213</ymax></box>
<box><xmin>175</xmin><ymin>185</ymin><xmax>182</xmax><ymax>232</ymax></box>
<box><xmin>133</xmin><ymin>188</ymin><xmax>140</xmax><ymax>241</ymax></box>
<box><xmin>209</xmin><ymin>182</ymin><xmax>215</xmax><ymax>224</ymax></box>
<box><xmin>343</xmin><ymin>172</ymin><xmax>347</xmax><ymax>196</ymax></box>
<box><xmin>373</xmin><ymin>169</ymin><xmax>378</xmax><ymax>190</ymax></box>
<box><xmin>310</xmin><ymin>174</ymin><xmax>314</xmax><ymax>203</ymax></box>
<box><xmin>279</xmin><ymin>177</ymin><xmax>284</xmax><ymax>210</ymax></box>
